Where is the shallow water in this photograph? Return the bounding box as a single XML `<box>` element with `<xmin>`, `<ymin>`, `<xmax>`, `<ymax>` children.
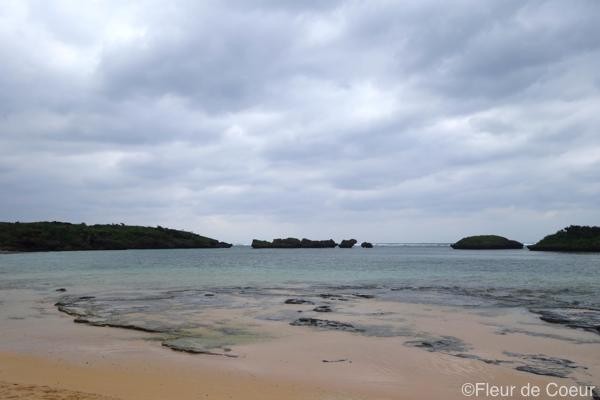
<box><xmin>2</xmin><ymin>246</ymin><xmax>599</xmax><ymax>340</ymax></box>
<box><xmin>1</xmin><ymin>246</ymin><xmax>598</xmax><ymax>300</ymax></box>
<box><xmin>1</xmin><ymin>246</ymin><xmax>600</xmax><ymax>386</ymax></box>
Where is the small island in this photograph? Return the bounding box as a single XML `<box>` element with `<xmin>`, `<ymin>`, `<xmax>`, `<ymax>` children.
<box><xmin>0</xmin><ymin>221</ymin><xmax>232</xmax><ymax>252</ymax></box>
<box><xmin>528</xmin><ymin>225</ymin><xmax>600</xmax><ymax>252</ymax></box>
<box><xmin>451</xmin><ymin>235</ymin><xmax>523</xmax><ymax>250</ymax></box>
<box><xmin>251</xmin><ymin>238</ymin><xmax>369</xmax><ymax>249</ymax></box>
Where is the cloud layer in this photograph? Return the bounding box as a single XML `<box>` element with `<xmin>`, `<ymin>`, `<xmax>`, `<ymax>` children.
<box><xmin>1</xmin><ymin>0</ymin><xmax>599</xmax><ymax>243</ymax></box>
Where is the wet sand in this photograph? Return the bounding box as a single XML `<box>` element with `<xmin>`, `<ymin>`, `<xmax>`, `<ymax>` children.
<box><xmin>0</xmin><ymin>288</ymin><xmax>598</xmax><ymax>400</ymax></box>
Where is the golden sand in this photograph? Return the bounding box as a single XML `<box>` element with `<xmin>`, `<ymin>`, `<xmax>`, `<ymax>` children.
<box><xmin>0</xmin><ymin>290</ymin><xmax>598</xmax><ymax>399</ymax></box>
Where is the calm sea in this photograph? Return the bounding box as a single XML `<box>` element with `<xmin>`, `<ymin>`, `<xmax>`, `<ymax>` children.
<box><xmin>1</xmin><ymin>245</ymin><xmax>598</xmax><ymax>309</ymax></box>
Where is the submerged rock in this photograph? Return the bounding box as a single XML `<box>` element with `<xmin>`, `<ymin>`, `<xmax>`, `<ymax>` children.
<box><xmin>319</xmin><ymin>293</ymin><xmax>348</xmax><ymax>301</ymax></box>
<box><xmin>73</xmin><ymin>317</ymin><xmax>166</xmax><ymax>333</ymax></box>
<box><xmin>451</xmin><ymin>235</ymin><xmax>523</xmax><ymax>250</ymax></box>
<box><xmin>504</xmin><ymin>352</ymin><xmax>582</xmax><ymax>378</ymax></box>
<box><xmin>55</xmin><ymin>288</ymin><xmax>67</xmax><ymax>292</ymax></box>
<box><xmin>353</xmin><ymin>293</ymin><xmax>375</xmax><ymax>299</ymax></box>
<box><xmin>284</xmin><ymin>298</ymin><xmax>314</xmax><ymax>305</ymax></box>
<box><xmin>339</xmin><ymin>239</ymin><xmax>358</xmax><ymax>248</ymax></box>
<box><xmin>162</xmin><ymin>338</ymin><xmax>238</xmax><ymax>358</ymax></box>
<box><xmin>313</xmin><ymin>305</ymin><xmax>332</xmax><ymax>312</ymax></box>
<box><xmin>530</xmin><ymin>308</ymin><xmax>600</xmax><ymax>334</ymax></box>
<box><xmin>404</xmin><ymin>336</ymin><xmax>470</xmax><ymax>353</ymax></box>
<box><xmin>290</xmin><ymin>318</ymin><xmax>363</xmax><ymax>332</ymax></box>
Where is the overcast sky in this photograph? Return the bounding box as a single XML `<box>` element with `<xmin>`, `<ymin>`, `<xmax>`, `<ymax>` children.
<box><xmin>1</xmin><ymin>1</ymin><xmax>599</xmax><ymax>243</ymax></box>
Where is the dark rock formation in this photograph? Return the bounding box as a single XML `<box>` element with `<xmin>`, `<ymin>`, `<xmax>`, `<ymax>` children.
<box><xmin>284</xmin><ymin>298</ymin><xmax>314</xmax><ymax>305</ymax></box>
<box><xmin>504</xmin><ymin>352</ymin><xmax>582</xmax><ymax>378</ymax></box>
<box><xmin>162</xmin><ymin>339</ymin><xmax>238</xmax><ymax>357</ymax></box>
<box><xmin>352</xmin><ymin>293</ymin><xmax>375</xmax><ymax>299</ymax></box>
<box><xmin>0</xmin><ymin>221</ymin><xmax>232</xmax><ymax>252</ymax></box>
<box><xmin>73</xmin><ymin>317</ymin><xmax>164</xmax><ymax>333</ymax></box>
<box><xmin>272</xmin><ymin>238</ymin><xmax>302</xmax><ymax>248</ymax></box>
<box><xmin>320</xmin><ymin>293</ymin><xmax>348</xmax><ymax>301</ymax></box>
<box><xmin>300</xmin><ymin>238</ymin><xmax>337</xmax><ymax>248</ymax></box>
<box><xmin>405</xmin><ymin>336</ymin><xmax>470</xmax><ymax>353</ymax></box>
<box><xmin>528</xmin><ymin>225</ymin><xmax>600</xmax><ymax>252</ymax></box>
<box><xmin>252</xmin><ymin>238</ymin><xmax>337</xmax><ymax>248</ymax></box>
<box><xmin>290</xmin><ymin>318</ymin><xmax>363</xmax><ymax>332</ymax></box>
<box><xmin>339</xmin><ymin>239</ymin><xmax>357</xmax><ymax>248</ymax></box>
<box><xmin>530</xmin><ymin>308</ymin><xmax>600</xmax><ymax>335</ymax></box>
<box><xmin>361</xmin><ymin>242</ymin><xmax>373</xmax><ymax>248</ymax></box>
<box><xmin>451</xmin><ymin>235</ymin><xmax>523</xmax><ymax>250</ymax></box>
<box><xmin>251</xmin><ymin>239</ymin><xmax>273</xmax><ymax>248</ymax></box>
<box><xmin>55</xmin><ymin>288</ymin><xmax>67</xmax><ymax>292</ymax></box>
<box><xmin>313</xmin><ymin>305</ymin><xmax>332</xmax><ymax>312</ymax></box>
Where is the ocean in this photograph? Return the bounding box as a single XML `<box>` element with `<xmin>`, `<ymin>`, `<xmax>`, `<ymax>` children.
<box><xmin>1</xmin><ymin>246</ymin><xmax>598</xmax><ymax>307</ymax></box>
<box><xmin>1</xmin><ymin>245</ymin><xmax>599</xmax><ymax>382</ymax></box>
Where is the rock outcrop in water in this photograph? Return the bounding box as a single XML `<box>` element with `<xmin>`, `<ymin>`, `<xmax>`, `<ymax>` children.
<box><xmin>361</xmin><ymin>242</ymin><xmax>373</xmax><ymax>248</ymax></box>
<box><xmin>251</xmin><ymin>238</ymin><xmax>337</xmax><ymax>248</ymax></box>
<box><xmin>0</xmin><ymin>221</ymin><xmax>232</xmax><ymax>252</ymax></box>
<box><xmin>528</xmin><ymin>225</ymin><xmax>600</xmax><ymax>252</ymax></box>
<box><xmin>290</xmin><ymin>317</ymin><xmax>363</xmax><ymax>332</ymax></box>
<box><xmin>250</xmin><ymin>239</ymin><xmax>273</xmax><ymax>248</ymax></box>
<box><xmin>339</xmin><ymin>239</ymin><xmax>358</xmax><ymax>248</ymax></box>
<box><xmin>451</xmin><ymin>235</ymin><xmax>523</xmax><ymax>250</ymax></box>
<box><xmin>251</xmin><ymin>238</ymin><xmax>370</xmax><ymax>249</ymax></box>
<box><xmin>530</xmin><ymin>308</ymin><xmax>600</xmax><ymax>334</ymax></box>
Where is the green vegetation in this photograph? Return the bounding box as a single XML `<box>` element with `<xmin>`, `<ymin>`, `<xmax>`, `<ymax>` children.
<box><xmin>528</xmin><ymin>225</ymin><xmax>600</xmax><ymax>252</ymax></box>
<box><xmin>451</xmin><ymin>235</ymin><xmax>523</xmax><ymax>250</ymax></box>
<box><xmin>0</xmin><ymin>221</ymin><xmax>231</xmax><ymax>252</ymax></box>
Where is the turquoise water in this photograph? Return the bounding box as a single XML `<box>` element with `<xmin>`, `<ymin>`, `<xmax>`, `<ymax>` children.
<box><xmin>2</xmin><ymin>245</ymin><xmax>599</xmax><ymax>357</ymax></box>
<box><xmin>1</xmin><ymin>246</ymin><xmax>599</xmax><ymax>308</ymax></box>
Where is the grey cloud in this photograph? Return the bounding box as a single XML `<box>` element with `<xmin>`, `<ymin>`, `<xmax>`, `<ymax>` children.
<box><xmin>0</xmin><ymin>0</ymin><xmax>599</xmax><ymax>243</ymax></box>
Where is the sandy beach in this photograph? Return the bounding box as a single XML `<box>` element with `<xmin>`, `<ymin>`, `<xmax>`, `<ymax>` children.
<box><xmin>1</xmin><ymin>285</ymin><xmax>598</xmax><ymax>400</ymax></box>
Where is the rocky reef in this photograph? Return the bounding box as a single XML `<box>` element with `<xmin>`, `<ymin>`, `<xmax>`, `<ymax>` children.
<box><xmin>339</xmin><ymin>239</ymin><xmax>358</xmax><ymax>248</ymax></box>
<box><xmin>251</xmin><ymin>238</ymin><xmax>337</xmax><ymax>248</ymax></box>
<box><xmin>528</xmin><ymin>225</ymin><xmax>600</xmax><ymax>252</ymax></box>
<box><xmin>252</xmin><ymin>238</ymin><xmax>327</xmax><ymax>248</ymax></box>
<box><xmin>300</xmin><ymin>238</ymin><xmax>337</xmax><ymax>248</ymax></box>
<box><xmin>251</xmin><ymin>237</ymin><xmax>373</xmax><ymax>249</ymax></box>
<box><xmin>451</xmin><ymin>235</ymin><xmax>523</xmax><ymax>250</ymax></box>
<box><xmin>0</xmin><ymin>221</ymin><xmax>232</xmax><ymax>252</ymax></box>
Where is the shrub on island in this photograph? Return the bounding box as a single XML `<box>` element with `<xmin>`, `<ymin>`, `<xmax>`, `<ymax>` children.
<box><xmin>528</xmin><ymin>225</ymin><xmax>600</xmax><ymax>252</ymax></box>
<box><xmin>451</xmin><ymin>235</ymin><xmax>523</xmax><ymax>250</ymax></box>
